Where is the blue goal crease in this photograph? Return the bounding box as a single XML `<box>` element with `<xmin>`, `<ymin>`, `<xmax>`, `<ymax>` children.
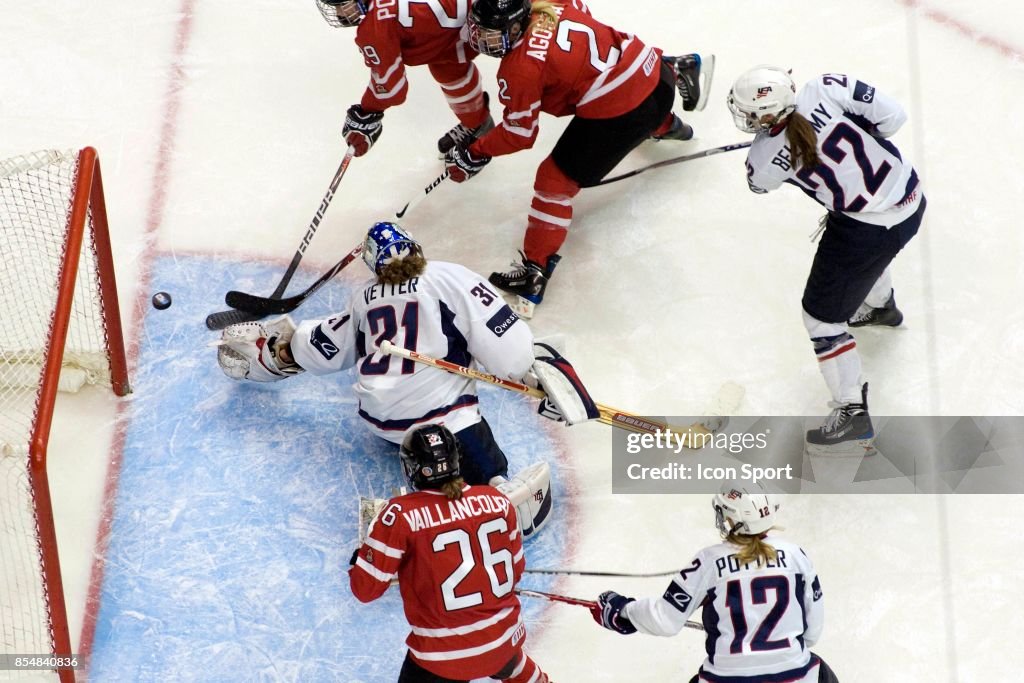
<box><xmin>88</xmin><ymin>256</ymin><xmax>570</xmax><ymax>683</ymax></box>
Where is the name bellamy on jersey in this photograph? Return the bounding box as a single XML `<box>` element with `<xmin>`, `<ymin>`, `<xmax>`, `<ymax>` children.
<box><xmin>397</xmin><ymin>492</ymin><xmax>511</xmax><ymax>532</ymax></box>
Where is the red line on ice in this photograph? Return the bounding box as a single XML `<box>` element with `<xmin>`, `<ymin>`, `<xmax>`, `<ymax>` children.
<box><xmin>78</xmin><ymin>0</ymin><xmax>198</xmax><ymax>670</ymax></box>
<box><xmin>898</xmin><ymin>0</ymin><xmax>1024</xmax><ymax>61</ymax></box>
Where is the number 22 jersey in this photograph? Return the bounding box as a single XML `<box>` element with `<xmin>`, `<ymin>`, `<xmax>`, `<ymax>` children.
<box><xmin>745</xmin><ymin>74</ymin><xmax>922</xmax><ymax>227</ymax></box>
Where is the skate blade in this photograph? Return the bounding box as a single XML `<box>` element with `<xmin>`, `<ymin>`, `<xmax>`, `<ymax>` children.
<box><xmin>804</xmin><ymin>439</ymin><xmax>878</xmax><ymax>458</ymax></box>
<box><xmin>694</xmin><ymin>54</ymin><xmax>716</xmax><ymax>112</ymax></box>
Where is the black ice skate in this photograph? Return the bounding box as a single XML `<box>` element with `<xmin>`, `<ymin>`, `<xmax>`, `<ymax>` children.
<box><xmin>849</xmin><ymin>291</ymin><xmax>904</xmax><ymax>328</ymax></box>
<box><xmin>805</xmin><ymin>382</ymin><xmax>878</xmax><ymax>457</ymax></box>
<box><xmin>664</xmin><ymin>53</ymin><xmax>715</xmax><ymax>112</ymax></box>
<box><xmin>488</xmin><ymin>252</ymin><xmax>561</xmax><ymax>319</ymax></box>
<box><xmin>437</xmin><ymin>93</ymin><xmax>495</xmax><ymax>156</ymax></box>
<box><xmin>653</xmin><ymin>114</ymin><xmax>694</xmax><ymax>141</ymax></box>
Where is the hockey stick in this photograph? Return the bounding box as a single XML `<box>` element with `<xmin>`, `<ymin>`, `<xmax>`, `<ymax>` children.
<box><xmin>515</xmin><ymin>588</ymin><xmax>596</xmax><ymax>609</ymax></box>
<box><xmin>525</xmin><ymin>568</ymin><xmax>680</xmax><ymax>579</ymax></box>
<box><xmin>205</xmin><ymin>147</ymin><xmax>356</xmax><ymax>330</ymax></box>
<box><xmin>223</xmin><ymin>243</ymin><xmax>363</xmax><ymax>316</ymax></box>
<box><xmin>378</xmin><ymin>341</ymin><xmax>740</xmax><ymax>447</ymax></box>
<box><xmin>515</xmin><ymin>588</ymin><xmax>705</xmax><ymax>632</ymax></box>
<box><xmin>594</xmin><ymin>141</ymin><xmax>751</xmax><ymax>187</ymax></box>
<box><xmin>395</xmin><ymin>168</ymin><xmax>449</xmax><ymax>219</ymax></box>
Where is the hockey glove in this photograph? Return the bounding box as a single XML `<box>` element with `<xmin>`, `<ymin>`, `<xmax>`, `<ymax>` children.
<box><xmin>592</xmin><ymin>591</ymin><xmax>637</xmax><ymax>635</ymax></box>
<box><xmin>530</xmin><ymin>343</ymin><xmax>600</xmax><ymax>425</ymax></box>
<box><xmin>444</xmin><ymin>142</ymin><xmax>491</xmax><ymax>183</ymax></box>
<box><xmin>218</xmin><ymin>315</ymin><xmax>304</xmax><ymax>382</ymax></box>
<box><xmin>349</xmin><ymin>548</ymin><xmax>360</xmax><ymax>567</ymax></box>
<box><xmin>343</xmin><ymin>104</ymin><xmax>384</xmax><ymax>156</ymax></box>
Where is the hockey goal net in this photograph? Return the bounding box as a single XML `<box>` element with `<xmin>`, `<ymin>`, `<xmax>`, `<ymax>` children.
<box><xmin>0</xmin><ymin>148</ymin><xmax>129</xmax><ymax>682</ymax></box>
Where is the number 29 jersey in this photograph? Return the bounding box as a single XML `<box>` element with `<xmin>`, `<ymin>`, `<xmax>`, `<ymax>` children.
<box><xmin>745</xmin><ymin>74</ymin><xmax>922</xmax><ymax>227</ymax></box>
<box><xmin>349</xmin><ymin>485</ymin><xmax>526</xmax><ymax>679</ymax></box>
<box><xmin>624</xmin><ymin>537</ymin><xmax>825</xmax><ymax>681</ymax></box>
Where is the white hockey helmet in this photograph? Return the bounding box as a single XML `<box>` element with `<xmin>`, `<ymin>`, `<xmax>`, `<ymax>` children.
<box><xmin>726</xmin><ymin>66</ymin><xmax>797</xmax><ymax>134</ymax></box>
<box><xmin>712</xmin><ymin>480</ymin><xmax>781</xmax><ymax>536</ymax></box>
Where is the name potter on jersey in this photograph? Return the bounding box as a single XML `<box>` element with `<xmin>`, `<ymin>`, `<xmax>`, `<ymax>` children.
<box><xmin>398</xmin><ymin>493</ymin><xmax>511</xmax><ymax>532</ymax></box>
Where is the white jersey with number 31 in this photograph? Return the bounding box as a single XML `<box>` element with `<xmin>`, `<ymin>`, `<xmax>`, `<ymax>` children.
<box><xmin>745</xmin><ymin>74</ymin><xmax>921</xmax><ymax>227</ymax></box>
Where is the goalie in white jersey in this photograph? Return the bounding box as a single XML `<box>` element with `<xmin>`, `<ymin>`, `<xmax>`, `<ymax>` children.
<box><xmin>592</xmin><ymin>481</ymin><xmax>839</xmax><ymax>683</ymax></box>
<box><xmin>727</xmin><ymin>67</ymin><xmax>927</xmax><ymax>456</ymax></box>
<box><xmin>217</xmin><ymin>221</ymin><xmax>600</xmax><ymax>536</ymax></box>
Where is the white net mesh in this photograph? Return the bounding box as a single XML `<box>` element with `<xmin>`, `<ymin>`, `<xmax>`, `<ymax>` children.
<box><xmin>0</xmin><ymin>148</ymin><xmax>116</xmax><ymax>680</ymax></box>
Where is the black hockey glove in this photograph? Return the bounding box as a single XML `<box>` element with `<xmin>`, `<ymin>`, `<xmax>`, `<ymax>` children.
<box><xmin>592</xmin><ymin>591</ymin><xmax>637</xmax><ymax>635</ymax></box>
<box><xmin>349</xmin><ymin>548</ymin><xmax>360</xmax><ymax>567</ymax></box>
<box><xmin>444</xmin><ymin>142</ymin><xmax>491</xmax><ymax>183</ymax></box>
<box><xmin>343</xmin><ymin>104</ymin><xmax>384</xmax><ymax>157</ymax></box>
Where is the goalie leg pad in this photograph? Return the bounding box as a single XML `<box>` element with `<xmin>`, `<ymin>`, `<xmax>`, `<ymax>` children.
<box><xmin>492</xmin><ymin>461</ymin><xmax>552</xmax><ymax>539</ymax></box>
<box><xmin>531</xmin><ymin>342</ymin><xmax>599</xmax><ymax>425</ymax></box>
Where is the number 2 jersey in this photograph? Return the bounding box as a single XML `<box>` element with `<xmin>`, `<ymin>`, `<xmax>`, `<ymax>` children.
<box><xmin>470</xmin><ymin>0</ymin><xmax>663</xmax><ymax>158</ymax></box>
<box><xmin>287</xmin><ymin>260</ymin><xmax>534</xmax><ymax>443</ymax></box>
<box><xmin>350</xmin><ymin>485</ymin><xmax>526</xmax><ymax>679</ymax></box>
<box><xmin>745</xmin><ymin>74</ymin><xmax>922</xmax><ymax>227</ymax></box>
<box><xmin>624</xmin><ymin>537</ymin><xmax>825</xmax><ymax>682</ymax></box>
<box><xmin>355</xmin><ymin>0</ymin><xmax>475</xmax><ymax>111</ymax></box>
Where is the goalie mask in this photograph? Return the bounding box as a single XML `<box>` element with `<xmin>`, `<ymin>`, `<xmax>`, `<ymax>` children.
<box><xmin>315</xmin><ymin>0</ymin><xmax>368</xmax><ymax>28</ymax></box>
<box><xmin>363</xmin><ymin>221</ymin><xmax>421</xmax><ymax>275</ymax></box>
<box><xmin>727</xmin><ymin>66</ymin><xmax>797</xmax><ymax>134</ymax></box>
<box><xmin>468</xmin><ymin>0</ymin><xmax>532</xmax><ymax>57</ymax></box>
<box><xmin>712</xmin><ymin>480</ymin><xmax>780</xmax><ymax>536</ymax></box>
<box><xmin>400</xmin><ymin>425</ymin><xmax>462</xmax><ymax>491</ymax></box>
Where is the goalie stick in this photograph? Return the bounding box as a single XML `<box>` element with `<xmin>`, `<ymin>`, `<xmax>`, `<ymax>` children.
<box><xmin>594</xmin><ymin>141</ymin><xmax>752</xmax><ymax>187</ymax></box>
<box><xmin>206</xmin><ymin>147</ymin><xmax>356</xmax><ymax>330</ymax></box>
<box><xmin>379</xmin><ymin>341</ymin><xmax>743</xmax><ymax>447</ymax></box>
<box><xmin>514</xmin><ymin>588</ymin><xmax>705</xmax><ymax>632</ymax></box>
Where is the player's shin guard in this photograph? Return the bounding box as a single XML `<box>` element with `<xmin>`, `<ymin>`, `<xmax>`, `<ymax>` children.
<box><xmin>432</xmin><ymin>63</ymin><xmax>493</xmax><ymax>154</ymax></box>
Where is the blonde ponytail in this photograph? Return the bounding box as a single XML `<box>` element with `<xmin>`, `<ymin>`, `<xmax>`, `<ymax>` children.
<box><xmin>441</xmin><ymin>477</ymin><xmax>466</xmax><ymax>501</ymax></box>
<box><xmin>726</xmin><ymin>531</ymin><xmax>778</xmax><ymax>566</ymax></box>
<box><xmin>529</xmin><ymin>0</ymin><xmax>561</xmax><ymax>28</ymax></box>
<box><xmin>785</xmin><ymin>112</ymin><xmax>820</xmax><ymax>170</ymax></box>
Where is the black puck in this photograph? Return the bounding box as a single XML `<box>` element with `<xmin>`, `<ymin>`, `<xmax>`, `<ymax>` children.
<box><xmin>152</xmin><ymin>292</ymin><xmax>172</xmax><ymax>310</ymax></box>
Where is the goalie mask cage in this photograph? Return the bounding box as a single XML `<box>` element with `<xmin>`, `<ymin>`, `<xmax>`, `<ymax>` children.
<box><xmin>0</xmin><ymin>147</ymin><xmax>129</xmax><ymax>682</ymax></box>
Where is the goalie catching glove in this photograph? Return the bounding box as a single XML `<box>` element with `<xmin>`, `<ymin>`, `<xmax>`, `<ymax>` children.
<box><xmin>529</xmin><ymin>343</ymin><xmax>599</xmax><ymax>425</ymax></box>
<box><xmin>217</xmin><ymin>315</ymin><xmax>304</xmax><ymax>382</ymax></box>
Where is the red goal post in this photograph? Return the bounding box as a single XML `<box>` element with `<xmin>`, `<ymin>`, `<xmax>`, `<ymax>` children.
<box><xmin>1</xmin><ymin>147</ymin><xmax>130</xmax><ymax>682</ymax></box>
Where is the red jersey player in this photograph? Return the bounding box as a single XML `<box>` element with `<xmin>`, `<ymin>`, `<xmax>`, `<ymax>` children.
<box><xmin>349</xmin><ymin>424</ymin><xmax>550</xmax><ymax>683</ymax></box>
<box><xmin>316</xmin><ymin>0</ymin><xmax>495</xmax><ymax>156</ymax></box>
<box><xmin>442</xmin><ymin>0</ymin><xmax>715</xmax><ymax>316</ymax></box>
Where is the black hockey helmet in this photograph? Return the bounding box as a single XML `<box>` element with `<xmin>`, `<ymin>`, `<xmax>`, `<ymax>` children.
<box><xmin>400</xmin><ymin>425</ymin><xmax>462</xmax><ymax>490</ymax></box>
<box><xmin>315</xmin><ymin>0</ymin><xmax>369</xmax><ymax>28</ymax></box>
<box><xmin>468</xmin><ymin>0</ymin><xmax>532</xmax><ymax>57</ymax></box>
